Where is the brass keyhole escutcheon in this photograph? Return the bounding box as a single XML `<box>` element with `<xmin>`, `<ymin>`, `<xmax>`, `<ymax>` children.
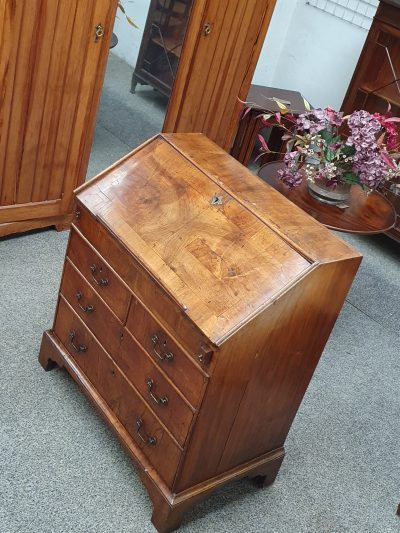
<box><xmin>203</xmin><ymin>22</ymin><xmax>212</xmax><ymax>36</ymax></box>
<box><xmin>95</xmin><ymin>23</ymin><xmax>104</xmax><ymax>42</ymax></box>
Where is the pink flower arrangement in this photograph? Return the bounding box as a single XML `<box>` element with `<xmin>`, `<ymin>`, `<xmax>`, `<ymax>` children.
<box><xmin>253</xmin><ymin>101</ymin><xmax>400</xmax><ymax>192</ymax></box>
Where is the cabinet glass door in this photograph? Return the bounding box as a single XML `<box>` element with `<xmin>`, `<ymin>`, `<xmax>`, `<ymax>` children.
<box><xmin>355</xmin><ymin>24</ymin><xmax>400</xmax><ymax>114</ymax></box>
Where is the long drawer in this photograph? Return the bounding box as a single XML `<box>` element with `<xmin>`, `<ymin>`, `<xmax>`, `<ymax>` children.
<box><xmin>60</xmin><ymin>259</ymin><xmax>123</xmax><ymax>356</ymax></box>
<box><xmin>74</xmin><ymin>204</ymin><xmax>214</xmax><ymax>371</ymax></box>
<box><xmin>126</xmin><ymin>298</ymin><xmax>206</xmax><ymax>409</ymax></box>
<box><xmin>118</xmin><ymin>330</ymin><xmax>195</xmax><ymax>447</ymax></box>
<box><xmin>53</xmin><ymin>296</ymin><xmax>182</xmax><ymax>487</ymax></box>
<box><xmin>68</xmin><ymin>229</ymin><xmax>130</xmax><ymax>322</ymax></box>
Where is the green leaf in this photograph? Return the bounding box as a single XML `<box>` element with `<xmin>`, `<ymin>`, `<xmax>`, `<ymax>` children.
<box><xmin>320</xmin><ymin>129</ymin><xmax>333</xmax><ymax>144</ymax></box>
<box><xmin>340</xmin><ymin>145</ymin><xmax>356</xmax><ymax>155</ymax></box>
<box><xmin>126</xmin><ymin>15</ymin><xmax>139</xmax><ymax>28</ymax></box>
<box><xmin>342</xmin><ymin>171</ymin><xmax>359</xmax><ymax>184</ymax></box>
<box><xmin>287</xmin><ymin>140</ymin><xmax>295</xmax><ymax>152</ymax></box>
<box><xmin>118</xmin><ymin>2</ymin><xmax>139</xmax><ymax>28</ymax></box>
<box><xmin>325</xmin><ymin>148</ymin><xmax>334</xmax><ymax>162</ymax></box>
<box><xmin>273</xmin><ymin>98</ymin><xmax>290</xmax><ymax>114</ymax></box>
<box><xmin>302</xmin><ymin>97</ymin><xmax>311</xmax><ymax>111</ymax></box>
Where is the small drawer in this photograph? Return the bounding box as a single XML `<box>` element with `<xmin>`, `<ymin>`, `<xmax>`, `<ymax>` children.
<box><xmin>54</xmin><ymin>297</ymin><xmax>182</xmax><ymax>488</ymax></box>
<box><xmin>74</xmin><ymin>204</ymin><xmax>214</xmax><ymax>370</ymax></box>
<box><xmin>118</xmin><ymin>330</ymin><xmax>195</xmax><ymax>447</ymax></box>
<box><xmin>126</xmin><ymin>298</ymin><xmax>207</xmax><ymax>408</ymax></box>
<box><xmin>54</xmin><ymin>296</ymin><xmax>100</xmax><ymax>381</ymax></box>
<box><xmin>68</xmin><ymin>229</ymin><xmax>130</xmax><ymax>322</ymax></box>
<box><xmin>60</xmin><ymin>259</ymin><xmax>123</xmax><ymax>356</ymax></box>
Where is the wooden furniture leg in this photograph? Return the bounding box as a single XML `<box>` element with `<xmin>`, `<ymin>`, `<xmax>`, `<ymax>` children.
<box><xmin>250</xmin><ymin>452</ymin><xmax>284</xmax><ymax>488</ymax></box>
<box><xmin>39</xmin><ymin>331</ymin><xmax>63</xmax><ymax>371</ymax></box>
<box><xmin>151</xmin><ymin>449</ymin><xmax>285</xmax><ymax>532</ymax></box>
<box><xmin>151</xmin><ymin>495</ymin><xmax>189</xmax><ymax>533</ymax></box>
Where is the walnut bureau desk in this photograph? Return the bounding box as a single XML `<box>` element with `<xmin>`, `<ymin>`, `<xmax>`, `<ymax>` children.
<box><xmin>39</xmin><ymin>133</ymin><xmax>361</xmax><ymax>532</ymax></box>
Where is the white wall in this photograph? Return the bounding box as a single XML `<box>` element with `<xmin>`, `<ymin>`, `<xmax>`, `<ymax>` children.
<box><xmin>112</xmin><ymin>0</ymin><xmax>150</xmax><ymax>67</ymax></box>
<box><xmin>252</xmin><ymin>0</ymin><xmax>298</xmax><ymax>87</ymax></box>
<box><xmin>253</xmin><ymin>0</ymin><xmax>374</xmax><ymax>109</ymax></box>
<box><xmin>112</xmin><ymin>0</ymin><xmax>374</xmax><ymax>110</ymax></box>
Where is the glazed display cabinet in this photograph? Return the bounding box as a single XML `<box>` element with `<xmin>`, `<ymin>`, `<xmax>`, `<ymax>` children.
<box><xmin>342</xmin><ymin>0</ymin><xmax>400</xmax><ymax>242</ymax></box>
<box><xmin>131</xmin><ymin>0</ymin><xmax>194</xmax><ymax>96</ymax></box>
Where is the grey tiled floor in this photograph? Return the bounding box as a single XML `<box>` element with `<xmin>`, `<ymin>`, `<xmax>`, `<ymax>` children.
<box><xmin>0</xmin><ymin>52</ymin><xmax>399</xmax><ymax>533</ymax></box>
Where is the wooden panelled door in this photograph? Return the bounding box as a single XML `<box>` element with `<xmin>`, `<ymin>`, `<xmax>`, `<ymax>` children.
<box><xmin>0</xmin><ymin>0</ymin><xmax>117</xmax><ymax>236</ymax></box>
<box><xmin>163</xmin><ymin>0</ymin><xmax>277</xmax><ymax>151</ymax></box>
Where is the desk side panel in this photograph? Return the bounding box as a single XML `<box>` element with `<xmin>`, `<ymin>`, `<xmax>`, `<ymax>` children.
<box><xmin>174</xmin><ymin>256</ymin><xmax>361</xmax><ymax>492</ymax></box>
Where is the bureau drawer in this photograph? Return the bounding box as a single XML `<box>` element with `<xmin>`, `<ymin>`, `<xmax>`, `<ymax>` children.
<box><xmin>60</xmin><ymin>259</ymin><xmax>123</xmax><ymax>356</ymax></box>
<box><xmin>126</xmin><ymin>298</ymin><xmax>207</xmax><ymax>409</ymax></box>
<box><xmin>118</xmin><ymin>330</ymin><xmax>195</xmax><ymax>447</ymax></box>
<box><xmin>53</xmin><ymin>297</ymin><xmax>182</xmax><ymax>487</ymax></box>
<box><xmin>68</xmin><ymin>229</ymin><xmax>130</xmax><ymax>322</ymax></box>
<box><xmin>54</xmin><ymin>296</ymin><xmax>101</xmax><ymax>381</ymax></box>
<box><xmin>74</xmin><ymin>205</ymin><xmax>214</xmax><ymax>370</ymax></box>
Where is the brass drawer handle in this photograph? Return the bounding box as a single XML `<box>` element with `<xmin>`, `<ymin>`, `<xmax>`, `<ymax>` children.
<box><xmin>90</xmin><ymin>264</ymin><xmax>109</xmax><ymax>287</ymax></box>
<box><xmin>76</xmin><ymin>291</ymin><xmax>95</xmax><ymax>313</ymax></box>
<box><xmin>146</xmin><ymin>378</ymin><xmax>168</xmax><ymax>406</ymax></box>
<box><xmin>68</xmin><ymin>330</ymin><xmax>87</xmax><ymax>353</ymax></box>
<box><xmin>136</xmin><ymin>418</ymin><xmax>157</xmax><ymax>446</ymax></box>
<box><xmin>151</xmin><ymin>335</ymin><xmax>174</xmax><ymax>362</ymax></box>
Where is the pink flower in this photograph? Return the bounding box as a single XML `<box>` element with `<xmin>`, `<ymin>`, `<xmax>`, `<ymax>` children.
<box><xmin>325</xmin><ymin>107</ymin><xmax>343</xmax><ymax>126</ymax></box>
<box><xmin>374</xmin><ymin>113</ymin><xmax>399</xmax><ymax>150</ymax></box>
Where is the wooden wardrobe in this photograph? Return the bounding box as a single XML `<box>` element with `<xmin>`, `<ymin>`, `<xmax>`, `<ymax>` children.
<box><xmin>0</xmin><ymin>0</ymin><xmax>276</xmax><ymax>238</ymax></box>
<box><xmin>0</xmin><ymin>0</ymin><xmax>118</xmax><ymax>237</ymax></box>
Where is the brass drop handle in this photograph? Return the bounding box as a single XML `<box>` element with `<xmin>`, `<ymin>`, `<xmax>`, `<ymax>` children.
<box><xmin>151</xmin><ymin>335</ymin><xmax>174</xmax><ymax>362</ymax></box>
<box><xmin>95</xmin><ymin>23</ymin><xmax>104</xmax><ymax>42</ymax></box>
<box><xmin>90</xmin><ymin>264</ymin><xmax>109</xmax><ymax>287</ymax></box>
<box><xmin>136</xmin><ymin>418</ymin><xmax>157</xmax><ymax>446</ymax></box>
<box><xmin>68</xmin><ymin>330</ymin><xmax>87</xmax><ymax>353</ymax></box>
<box><xmin>146</xmin><ymin>378</ymin><xmax>169</xmax><ymax>406</ymax></box>
<box><xmin>76</xmin><ymin>291</ymin><xmax>95</xmax><ymax>313</ymax></box>
<box><xmin>203</xmin><ymin>22</ymin><xmax>212</xmax><ymax>36</ymax></box>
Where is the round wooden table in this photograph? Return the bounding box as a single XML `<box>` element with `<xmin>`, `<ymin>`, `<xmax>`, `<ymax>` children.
<box><xmin>258</xmin><ymin>161</ymin><xmax>396</xmax><ymax>234</ymax></box>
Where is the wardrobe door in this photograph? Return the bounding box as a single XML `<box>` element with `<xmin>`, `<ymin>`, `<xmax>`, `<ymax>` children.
<box><xmin>163</xmin><ymin>0</ymin><xmax>276</xmax><ymax>151</ymax></box>
<box><xmin>0</xmin><ymin>0</ymin><xmax>117</xmax><ymax>236</ymax></box>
